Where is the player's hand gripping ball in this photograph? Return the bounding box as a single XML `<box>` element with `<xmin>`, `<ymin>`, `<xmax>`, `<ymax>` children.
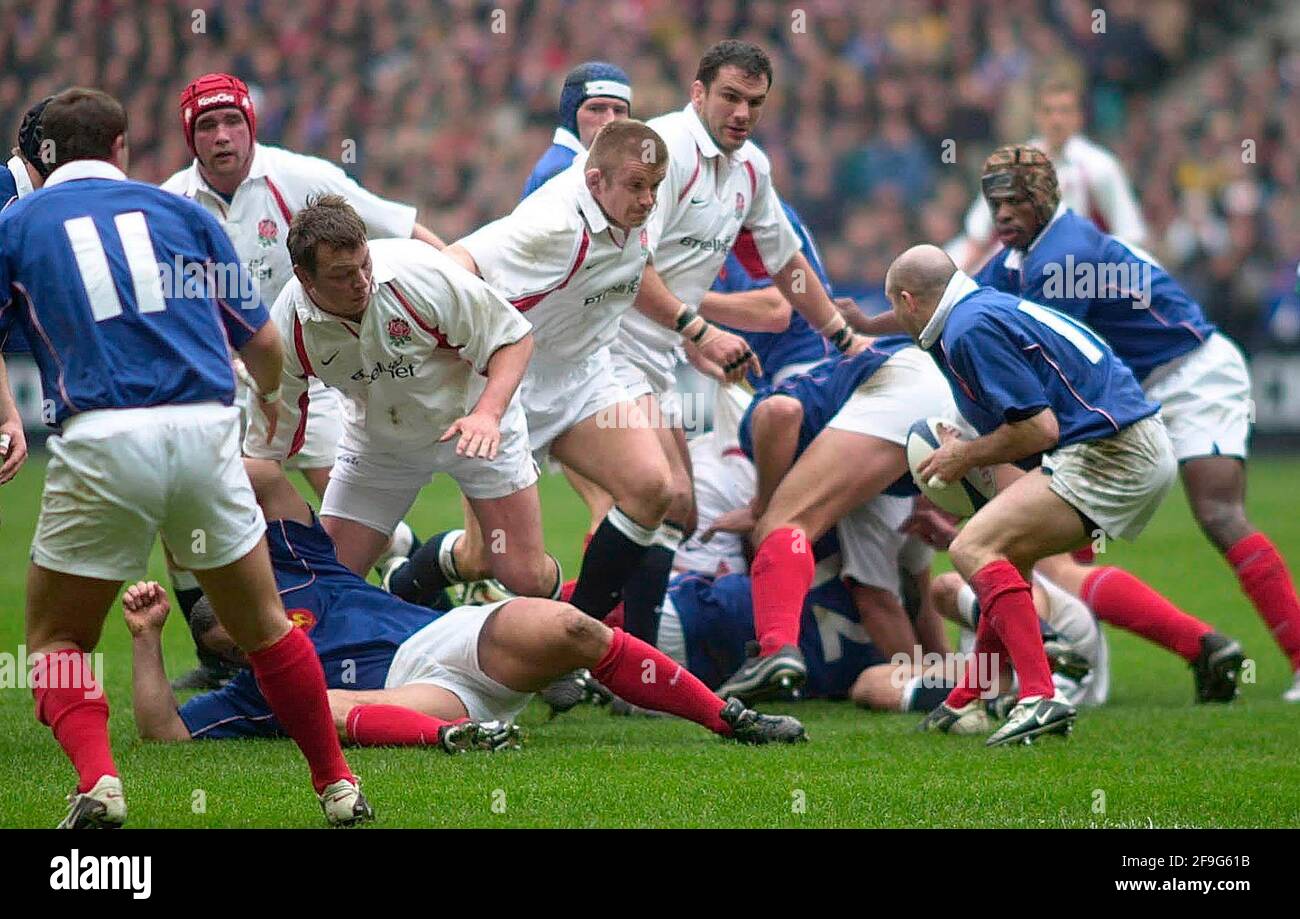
<box><xmin>905</xmin><ymin>417</ymin><xmax>997</xmax><ymax>519</ymax></box>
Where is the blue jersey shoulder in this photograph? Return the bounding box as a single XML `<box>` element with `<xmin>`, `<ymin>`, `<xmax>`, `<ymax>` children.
<box><xmin>987</xmin><ymin>210</ymin><xmax>1215</xmax><ymax>381</ymax></box>
<box><xmin>0</xmin><ymin>177</ymin><xmax>267</xmax><ymax>424</ymax></box>
<box><xmin>522</xmin><ymin>144</ymin><xmax>578</xmax><ymax>200</ymax></box>
<box><xmin>668</xmin><ymin>572</ymin><xmax>883</xmax><ymax>698</ymax></box>
<box><xmin>936</xmin><ymin>285</ymin><xmax>1158</xmax><ymax>445</ymax></box>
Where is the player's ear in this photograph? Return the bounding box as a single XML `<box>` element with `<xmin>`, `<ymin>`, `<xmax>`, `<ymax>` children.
<box><xmin>111</xmin><ymin>133</ymin><xmax>129</xmax><ymax>172</ymax></box>
<box><xmin>689</xmin><ymin>80</ymin><xmax>706</xmax><ymax>108</ymax></box>
<box><xmin>585</xmin><ymin>168</ymin><xmax>603</xmax><ymax>196</ymax></box>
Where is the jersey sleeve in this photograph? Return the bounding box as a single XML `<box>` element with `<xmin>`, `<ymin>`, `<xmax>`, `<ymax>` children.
<box><xmin>1092</xmin><ymin>153</ymin><xmax>1148</xmax><ymax>247</ymax></box>
<box><xmin>741</xmin><ymin>170</ymin><xmax>802</xmax><ymax>277</ymax></box>
<box><xmin>296</xmin><ymin>155</ymin><xmax>418</xmax><ymax>240</ymax></box>
<box><xmin>242</xmin><ymin>286</ymin><xmax>311</xmax><ymax>461</ymax></box>
<box><xmin>177</xmin><ymin>673</ymin><xmax>280</xmax><ymax>740</ymax></box>
<box><xmin>195</xmin><ymin>205</ymin><xmax>269</xmax><ymax>349</ymax></box>
<box><xmin>404</xmin><ymin>247</ymin><xmax>533</xmax><ymax>373</ymax></box>
<box><xmin>947</xmin><ymin>321</ymin><xmax>1050</xmax><ymax>424</ymax></box>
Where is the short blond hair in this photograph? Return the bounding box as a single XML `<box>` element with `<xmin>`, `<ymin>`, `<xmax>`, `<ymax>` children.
<box><xmin>588</xmin><ymin>119</ymin><xmax>668</xmax><ymax>179</ymax></box>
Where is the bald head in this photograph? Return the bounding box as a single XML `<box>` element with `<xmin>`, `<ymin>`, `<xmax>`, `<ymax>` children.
<box><xmin>885</xmin><ymin>245</ymin><xmax>959</xmax><ymax>340</ymax></box>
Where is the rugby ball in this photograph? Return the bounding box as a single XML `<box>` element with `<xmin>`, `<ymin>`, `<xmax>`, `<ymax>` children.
<box><xmin>905</xmin><ymin>417</ymin><xmax>997</xmax><ymax>519</ymax></box>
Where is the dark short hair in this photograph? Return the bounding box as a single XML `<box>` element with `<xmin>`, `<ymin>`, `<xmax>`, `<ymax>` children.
<box><xmin>286</xmin><ymin>193</ymin><xmax>368</xmax><ymax>274</ymax></box>
<box><xmin>695</xmin><ymin>40</ymin><xmax>773</xmax><ymax>91</ymax></box>
<box><xmin>588</xmin><ymin>119</ymin><xmax>668</xmax><ymax>178</ymax></box>
<box><xmin>39</xmin><ymin>87</ymin><xmax>128</xmax><ymax>168</ymax></box>
<box><xmin>189</xmin><ymin>594</ymin><xmax>220</xmax><ymax>648</ymax></box>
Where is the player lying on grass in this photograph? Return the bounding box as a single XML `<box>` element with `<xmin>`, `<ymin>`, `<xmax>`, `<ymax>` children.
<box><xmin>244</xmin><ymin>194</ymin><xmax>562</xmax><ymax>600</ymax></box>
<box><xmin>702</xmin><ymin>339</ymin><xmax>960</xmax><ymax>699</ymax></box>
<box><xmin>891</xmin><ymin>245</ymin><xmax>1180</xmax><ymax>746</ymax></box>
<box><xmin>121</xmin><ymin>458</ymin><xmax>807</xmax><ymax>748</ymax></box>
<box><xmin>970</xmin><ymin>144</ymin><xmax>1292</xmax><ymax>701</ymax></box>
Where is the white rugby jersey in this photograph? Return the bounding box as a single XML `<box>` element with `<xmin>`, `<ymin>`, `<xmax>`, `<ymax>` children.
<box><xmin>962</xmin><ymin>133</ymin><xmax>1147</xmax><ymax>251</ymax></box>
<box><xmin>456</xmin><ymin>162</ymin><xmax>655</xmax><ymax>365</ymax></box>
<box><xmin>244</xmin><ymin>238</ymin><xmax>531</xmax><ymax>458</ymax></box>
<box><xmin>161</xmin><ymin>143</ymin><xmax>417</xmax><ymax>307</ymax></box>
<box><xmin>614</xmin><ymin>104</ymin><xmax>803</xmax><ymax>382</ymax></box>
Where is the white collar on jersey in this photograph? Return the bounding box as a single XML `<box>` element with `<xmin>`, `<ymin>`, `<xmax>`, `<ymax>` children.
<box><xmin>181</xmin><ymin>142</ymin><xmax>270</xmax><ymax>197</ymax></box>
<box><xmin>6</xmin><ymin>156</ymin><xmax>34</xmax><ymax>197</ymax></box>
<box><xmin>683</xmin><ymin>102</ymin><xmax>726</xmax><ymax>161</ymax></box>
<box><xmin>919</xmin><ymin>270</ymin><xmax>979</xmax><ymax>350</ymax></box>
<box><xmin>552</xmin><ymin>127</ymin><xmax>584</xmax><ymax>154</ymax></box>
<box><xmin>44</xmin><ymin>159</ymin><xmax>127</xmax><ymax>187</ymax></box>
<box><xmin>1003</xmin><ymin>201</ymin><xmax>1070</xmax><ymax>271</ymax></box>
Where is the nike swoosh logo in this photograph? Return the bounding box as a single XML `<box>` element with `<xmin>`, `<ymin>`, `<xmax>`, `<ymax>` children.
<box><xmin>1034</xmin><ymin>708</ymin><xmax>1054</xmax><ymax>725</ymax></box>
<box><xmin>321</xmin><ymin>351</ymin><xmax>341</xmax><ymax>365</ymax></box>
<box><xmin>689</xmin><ymin>196</ymin><xmax>708</xmax><ymax>205</ymax></box>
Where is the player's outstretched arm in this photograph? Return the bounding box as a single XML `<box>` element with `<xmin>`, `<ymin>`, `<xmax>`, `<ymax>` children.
<box><xmin>836</xmin><ymin>296</ymin><xmax>906</xmax><ymax>336</ymax></box>
<box><xmin>699</xmin><ymin>286</ymin><xmax>791</xmax><ymax>332</ymax></box>
<box><xmin>122</xmin><ymin>582</ymin><xmax>193</xmax><ymax>742</ymax></box>
<box><xmin>0</xmin><ymin>354</ymin><xmax>29</xmax><ymax>484</ymax></box>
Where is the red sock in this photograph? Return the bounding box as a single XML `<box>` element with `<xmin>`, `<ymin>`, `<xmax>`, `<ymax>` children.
<box><xmin>945</xmin><ymin>604</ymin><xmax>1009</xmax><ymax>709</ymax></box>
<box><xmin>1227</xmin><ymin>533</ymin><xmax>1300</xmax><ymax>669</ymax></box>
<box><xmin>345</xmin><ymin>705</ymin><xmax>465</xmax><ymax>746</ymax></box>
<box><xmin>604</xmin><ymin>602</ymin><xmax>625</xmax><ymax>630</ymax></box>
<box><xmin>751</xmin><ymin>527</ymin><xmax>814</xmax><ymax>656</ymax></box>
<box><xmin>560</xmin><ymin>579</ymin><xmax>578</xmax><ymax>604</ymax></box>
<box><xmin>1082</xmin><ymin>566</ymin><xmax>1210</xmax><ymax>662</ymax></box>
<box><xmin>974</xmin><ymin>560</ymin><xmax>1054</xmax><ymax>701</ymax></box>
<box><xmin>32</xmin><ymin>651</ymin><xmax>116</xmax><ymax>793</ymax></box>
<box><xmin>248</xmin><ymin>627</ymin><xmax>354</xmax><ymax>794</ymax></box>
<box><xmin>592</xmin><ymin>628</ymin><xmax>729</xmax><ymax>734</ymax></box>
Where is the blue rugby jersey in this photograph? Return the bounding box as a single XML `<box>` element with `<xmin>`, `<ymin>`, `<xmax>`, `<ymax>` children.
<box><xmin>179</xmin><ymin>516</ymin><xmax>440</xmax><ymax>739</ymax></box>
<box><xmin>923</xmin><ymin>274</ymin><xmax>1158</xmax><ymax>446</ymax></box>
<box><xmin>668</xmin><ymin>569</ymin><xmax>885</xmax><ymax>699</ymax></box>
<box><xmin>0</xmin><ymin>161</ymin><xmax>267</xmax><ymax>425</ymax></box>
<box><xmin>974</xmin><ymin>207</ymin><xmax>1215</xmax><ymax>382</ymax></box>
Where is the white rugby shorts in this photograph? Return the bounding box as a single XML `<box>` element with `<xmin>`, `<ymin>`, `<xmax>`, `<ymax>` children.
<box><xmin>33</xmin><ymin>403</ymin><xmax>265</xmax><ymax>581</ymax></box>
<box><xmin>320</xmin><ymin>396</ymin><xmax>538</xmax><ymax>537</ymax></box>
<box><xmin>1142</xmin><ymin>332</ymin><xmax>1251</xmax><ymax>461</ymax></box>
<box><xmin>384</xmin><ymin>599</ymin><xmax>532</xmax><ymax>723</ymax></box>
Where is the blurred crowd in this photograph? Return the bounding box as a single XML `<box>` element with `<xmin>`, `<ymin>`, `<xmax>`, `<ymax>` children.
<box><xmin>2</xmin><ymin>0</ymin><xmax>1296</xmax><ymax>348</ymax></box>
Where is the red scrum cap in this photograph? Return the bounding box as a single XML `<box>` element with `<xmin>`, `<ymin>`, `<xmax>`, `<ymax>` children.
<box><xmin>179</xmin><ymin>73</ymin><xmax>256</xmax><ymax>154</ymax></box>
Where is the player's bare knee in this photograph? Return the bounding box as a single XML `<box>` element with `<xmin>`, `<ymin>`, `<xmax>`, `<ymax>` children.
<box><xmin>556</xmin><ymin>604</ymin><xmax>610</xmax><ymax>658</ymax></box>
<box><xmin>621</xmin><ymin>464</ymin><xmax>673</xmax><ymax>525</ymax></box>
<box><xmin>754</xmin><ymin>395</ymin><xmax>803</xmax><ymax>436</ymax></box>
<box><xmin>850</xmin><ymin>664</ymin><xmax>904</xmax><ymax>710</ymax></box>
<box><xmin>948</xmin><ymin>529</ymin><xmax>995</xmax><ymax>579</ymax></box>
<box><xmin>929</xmin><ymin>572</ymin><xmax>966</xmax><ymax>621</ymax></box>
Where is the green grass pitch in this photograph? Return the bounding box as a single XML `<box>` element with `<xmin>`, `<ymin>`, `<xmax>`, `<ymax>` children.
<box><xmin>1</xmin><ymin>451</ymin><xmax>1298</xmax><ymax>828</ymax></box>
